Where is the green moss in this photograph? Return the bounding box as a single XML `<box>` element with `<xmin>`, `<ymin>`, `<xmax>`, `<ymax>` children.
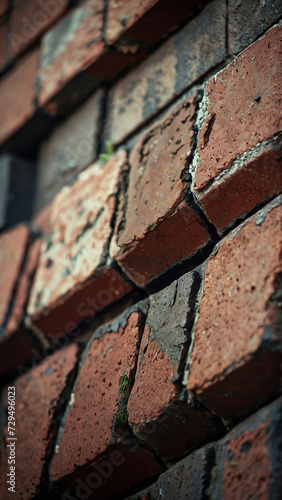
<box><xmin>99</xmin><ymin>140</ymin><xmax>114</xmax><ymax>164</ymax></box>
<box><xmin>114</xmin><ymin>368</ymin><xmax>130</xmax><ymax>427</ymax></box>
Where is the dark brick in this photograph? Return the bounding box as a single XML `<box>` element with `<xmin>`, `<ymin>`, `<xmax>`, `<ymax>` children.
<box><xmin>50</xmin><ymin>304</ymin><xmax>163</xmax><ymax>500</ymax></box>
<box><xmin>126</xmin><ymin>444</ymin><xmax>215</xmax><ymax>499</ymax></box>
<box><xmin>0</xmin><ymin>21</ymin><xmax>7</xmax><ymax>72</ymax></box>
<box><xmin>0</xmin><ymin>155</ymin><xmax>36</xmax><ymax>230</ymax></box>
<box><xmin>187</xmin><ymin>197</ymin><xmax>282</xmax><ymax>419</ymax></box>
<box><xmin>128</xmin><ymin>272</ymin><xmax>217</xmax><ymax>459</ymax></box>
<box><xmin>106</xmin><ymin>0</ymin><xmax>226</xmax><ymax>145</ymax></box>
<box><xmin>34</xmin><ymin>88</ymin><xmax>104</xmax><ymax>212</ymax></box>
<box><xmin>228</xmin><ymin>0</ymin><xmax>282</xmax><ymax>54</ymax></box>
<box><xmin>0</xmin><ymin>0</ymin><xmax>8</xmax><ymax>19</ymax></box>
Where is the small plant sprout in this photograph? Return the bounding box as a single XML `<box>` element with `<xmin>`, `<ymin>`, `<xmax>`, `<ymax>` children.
<box><xmin>99</xmin><ymin>140</ymin><xmax>114</xmax><ymax>164</ymax></box>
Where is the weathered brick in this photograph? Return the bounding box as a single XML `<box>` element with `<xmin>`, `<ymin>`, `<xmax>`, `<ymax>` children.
<box><xmin>34</xmin><ymin>88</ymin><xmax>104</xmax><ymax>212</ymax></box>
<box><xmin>0</xmin><ymin>155</ymin><xmax>36</xmax><ymax>230</ymax></box>
<box><xmin>111</xmin><ymin>97</ymin><xmax>211</xmax><ymax>287</ymax></box>
<box><xmin>228</xmin><ymin>0</ymin><xmax>282</xmax><ymax>54</ymax></box>
<box><xmin>38</xmin><ymin>0</ymin><xmax>146</xmax><ymax>116</ymax></box>
<box><xmin>127</xmin><ymin>272</ymin><xmax>217</xmax><ymax>459</ymax></box>
<box><xmin>0</xmin><ymin>344</ymin><xmax>79</xmax><ymax>500</ymax></box>
<box><xmin>50</xmin><ymin>304</ymin><xmax>163</xmax><ymax>499</ymax></box>
<box><xmin>0</xmin><ymin>227</ymin><xmax>44</xmax><ymax>378</ymax></box>
<box><xmin>105</xmin><ymin>0</ymin><xmax>203</xmax><ymax>44</ymax></box>
<box><xmin>187</xmin><ymin>197</ymin><xmax>282</xmax><ymax>419</ymax></box>
<box><xmin>0</xmin><ymin>48</ymin><xmax>39</xmax><ymax>147</ymax></box>
<box><xmin>211</xmin><ymin>398</ymin><xmax>282</xmax><ymax>499</ymax></box>
<box><xmin>194</xmin><ymin>25</ymin><xmax>282</xmax><ymax>203</ymax></box>
<box><xmin>27</xmin><ymin>151</ymin><xmax>132</xmax><ymax>339</ymax></box>
<box><xmin>197</xmin><ymin>137</ymin><xmax>282</xmax><ymax>234</ymax></box>
<box><xmin>106</xmin><ymin>0</ymin><xmax>226</xmax><ymax>145</ymax></box>
<box><xmin>126</xmin><ymin>444</ymin><xmax>215</xmax><ymax>500</ymax></box>
<box><xmin>8</xmin><ymin>0</ymin><xmax>68</xmax><ymax>59</ymax></box>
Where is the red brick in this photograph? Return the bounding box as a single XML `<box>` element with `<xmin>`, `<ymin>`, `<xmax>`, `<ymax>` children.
<box><xmin>50</xmin><ymin>306</ymin><xmax>163</xmax><ymax>499</ymax></box>
<box><xmin>111</xmin><ymin>98</ymin><xmax>211</xmax><ymax>286</ymax></box>
<box><xmin>194</xmin><ymin>25</ymin><xmax>282</xmax><ymax>194</ymax></box>
<box><xmin>6</xmin><ymin>239</ymin><xmax>41</xmax><ymax>336</ymax></box>
<box><xmin>34</xmin><ymin>88</ymin><xmax>105</xmax><ymax>212</ymax></box>
<box><xmin>8</xmin><ymin>0</ymin><xmax>67</xmax><ymax>59</ymax></box>
<box><xmin>187</xmin><ymin>197</ymin><xmax>282</xmax><ymax>419</ymax></box>
<box><xmin>38</xmin><ymin>0</ymin><xmax>146</xmax><ymax>116</ymax></box>
<box><xmin>0</xmin><ymin>229</ymin><xmax>46</xmax><ymax>378</ymax></box>
<box><xmin>197</xmin><ymin>138</ymin><xmax>282</xmax><ymax>234</ymax></box>
<box><xmin>228</xmin><ymin>0</ymin><xmax>282</xmax><ymax>54</ymax></box>
<box><xmin>106</xmin><ymin>0</ymin><xmax>226</xmax><ymax>145</ymax></box>
<box><xmin>0</xmin><ymin>225</ymin><xmax>29</xmax><ymax>329</ymax></box>
<box><xmin>0</xmin><ymin>344</ymin><xmax>79</xmax><ymax>500</ymax></box>
<box><xmin>105</xmin><ymin>0</ymin><xmax>203</xmax><ymax>44</ymax></box>
<box><xmin>0</xmin><ymin>48</ymin><xmax>39</xmax><ymax>146</ymax></box>
<box><xmin>127</xmin><ymin>272</ymin><xmax>217</xmax><ymax>459</ymax></box>
<box><xmin>38</xmin><ymin>1</ymin><xmax>104</xmax><ymax>113</ymax></box>
<box><xmin>27</xmin><ymin>151</ymin><xmax>132</xmax><ymax>339</ymax></box>
<box><xmin>211</xmin><ymin>398</ymin><xmax>282</xmax><ymax>499</ymax></box>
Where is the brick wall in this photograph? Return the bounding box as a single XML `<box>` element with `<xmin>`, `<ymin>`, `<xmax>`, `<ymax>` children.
<box><xmin>0</xmin><ymin>1</ymin><xmax>281</xmax><ymax>499</ymax></box>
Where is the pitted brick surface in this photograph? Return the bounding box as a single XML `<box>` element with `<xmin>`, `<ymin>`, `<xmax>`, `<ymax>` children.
<box><xmin>188</xmin><ymin>198</ymin><xmax>282</xmax><ymax>418</ymax></box>
<box><xmin>211</xmin><ymin>398</ymin><xmax>282</xmax><ymax>499</ymax></box>
<box><xmin>197</xmin><ymin>140</ymin><xmax>282</xmax><ymax>233</ymax></box>
<box><xmin>0</xmin><ymin>344</ymin><xmax>79</xmax><ymax>500</ymax></box>
<box><xmin>50</xmin><ymin>305</ymin><xmax>162</xmax><ymax>498</ymax></box>
<box><xmin>28</xmin><ymin>151</ymin><xmax>131</xmax><ymax>338</ymax></box>
<box><xmin>111</xmin><ymin>98</ymin><xmax>210</xmax><ymax>286</ymax></box>
<box><xmin>195</xmin><ymin>25</ymin><xmax>282</xmax><ymax>193</ymax></box>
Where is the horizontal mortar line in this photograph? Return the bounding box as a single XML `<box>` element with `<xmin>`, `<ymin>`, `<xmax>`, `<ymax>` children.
<box><xmin>195</xmin><ymin>132</ymin><xmax>282</xmax><ymax>197</ymax></box>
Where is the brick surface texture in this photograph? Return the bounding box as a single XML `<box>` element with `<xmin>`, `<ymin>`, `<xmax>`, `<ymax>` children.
<box><xmin>111</xmin><ymin>97</ymin><xmax>211</xmax><ymax>286</ymax></box>
<box><xmin>27</xmin><ymin>151</ymin><xmax>131</xmax><ymax>338</ymax></box>
<box><xmin>0</xmin><ymin>344</ymin><xmax>79</xmax><ymax>499</ymax></box>
<box><xmin>187</xmin><ymin>197</ymin><xmax>282</xmax><ymax>419</ymax></box>
<box><xmin>0</xmin><ymin>2</ymin><xmax>281</xmax><ymax>499</ymax></box>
